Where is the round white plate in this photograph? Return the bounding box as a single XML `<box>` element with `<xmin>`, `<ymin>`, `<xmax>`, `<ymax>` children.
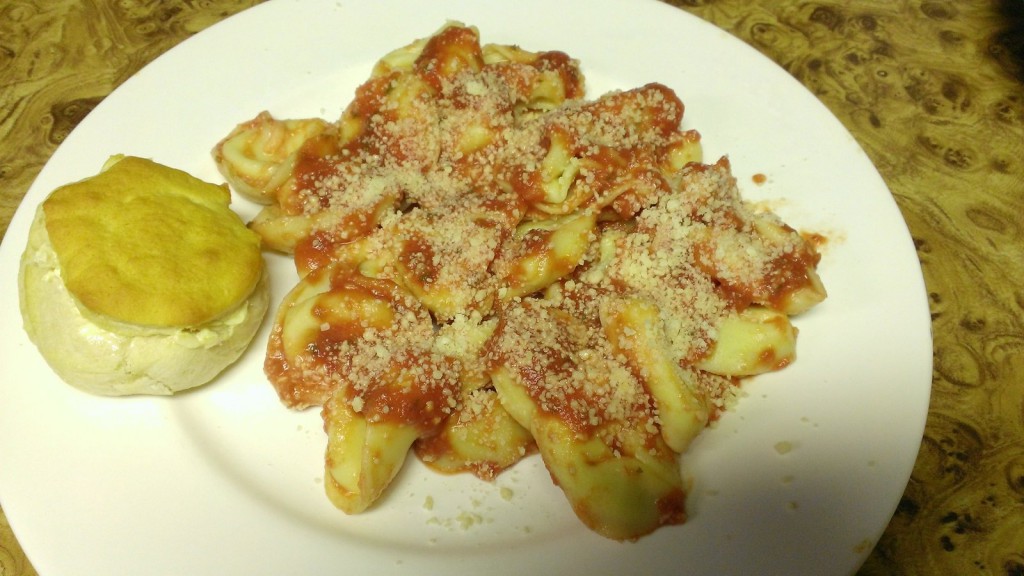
<box><xmin>0</xmin><ymin>1</ymin><xmax>932</xmax><ymax>574</ymax></box>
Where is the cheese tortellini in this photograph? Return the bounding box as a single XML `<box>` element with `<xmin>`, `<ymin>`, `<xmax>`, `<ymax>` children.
<box><xmin>215</xmin><ymin>23</ymin><xmax>826</xmax><ymax>541</ymax></box>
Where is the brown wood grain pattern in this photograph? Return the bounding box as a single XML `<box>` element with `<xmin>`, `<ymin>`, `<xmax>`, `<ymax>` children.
<box><xmin>1</xmin><ymin>1</ymin><xmax>1022</xmax><ymax>575</ymax></box>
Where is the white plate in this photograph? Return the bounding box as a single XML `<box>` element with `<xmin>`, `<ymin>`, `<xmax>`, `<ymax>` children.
<box><xmin>0</xmin><ymin>1</ymin><xmax>932</xmax><ymax>574</ymax></box>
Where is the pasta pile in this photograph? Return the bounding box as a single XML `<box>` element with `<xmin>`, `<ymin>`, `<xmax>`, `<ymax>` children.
<box><xmin>212</xmin><ymin>23</ymin><xmax>826</xmax><ymax>540</ymax></box>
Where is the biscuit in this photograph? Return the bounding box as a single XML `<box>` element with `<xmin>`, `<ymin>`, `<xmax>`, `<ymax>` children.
<box><xmin>18</xmin><ymin>155</ymin><xmax>269</xmax><ymax>395</ymax></box>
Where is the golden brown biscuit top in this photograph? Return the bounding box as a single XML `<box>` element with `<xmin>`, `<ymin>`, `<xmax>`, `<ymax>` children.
<box><xmin>42</xmin><ymin>155</ymin><xmax>263</xmax><ymax>327</ymax></box>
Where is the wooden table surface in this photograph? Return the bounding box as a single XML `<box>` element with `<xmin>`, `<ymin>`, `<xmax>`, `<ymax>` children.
<box><xmin>1</xmin><ymin>1</ymin><xmax>1021</xmax><ymax>574</ymax></box>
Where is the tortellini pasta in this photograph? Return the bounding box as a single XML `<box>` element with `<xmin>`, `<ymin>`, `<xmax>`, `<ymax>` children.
<box><xmin>215</xmin><ymin>22</ymin><xmax>827</xmax><ymax>541</ymax></box>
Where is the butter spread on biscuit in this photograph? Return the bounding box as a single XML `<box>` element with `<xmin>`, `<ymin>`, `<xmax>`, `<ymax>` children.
<box><xmin>42</xmin><ymin>155</ymin><xmax>263</xmax><ymax>327</ymax></box>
